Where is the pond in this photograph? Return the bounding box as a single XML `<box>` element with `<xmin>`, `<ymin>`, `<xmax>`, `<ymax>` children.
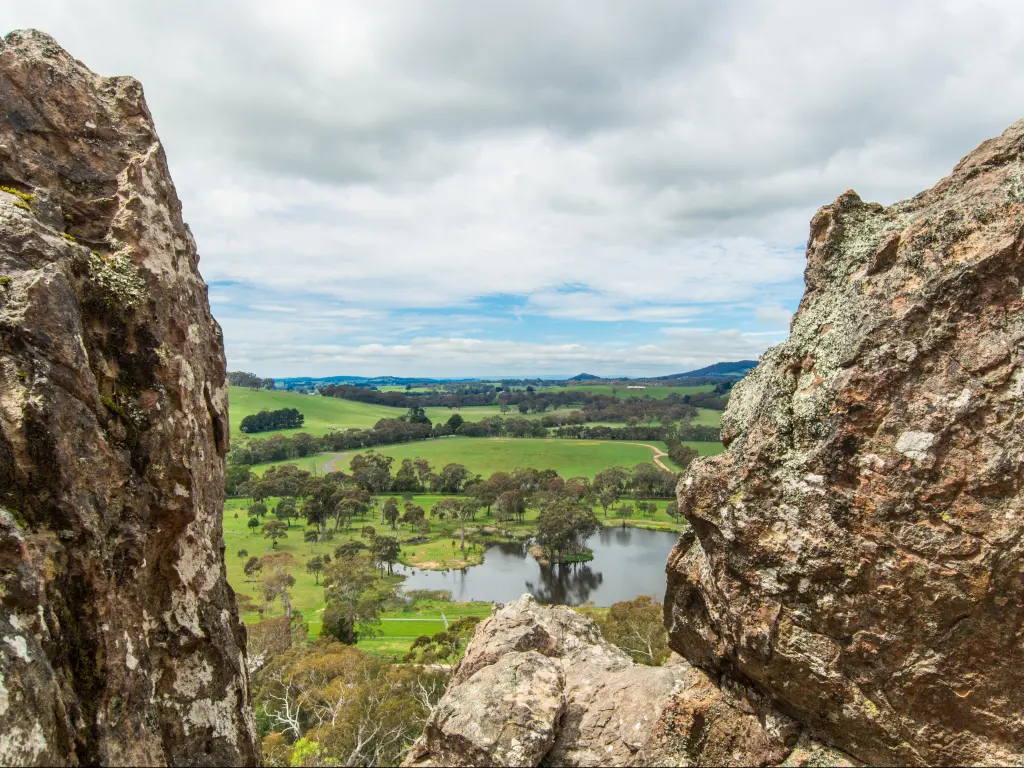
<box><xmin>395</xmin><ymin>527</ymin><xmax>681</xmax><ymax>606</ymax></box>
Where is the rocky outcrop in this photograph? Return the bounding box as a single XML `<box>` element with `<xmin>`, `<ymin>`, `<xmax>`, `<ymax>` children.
<box><xmin>0</xmin><ymin>30</ymin><xmax>259</xmax><ymax>765</ymax></box>
<box><xmin>667</xmin><ymin>118</ymin><xmax>1024</xmax><ymax>765</ymax></box>
<box><xmin>404</xmin><ymin>595</ymin><xmax>855</xmax><ymax>767</ymax></box>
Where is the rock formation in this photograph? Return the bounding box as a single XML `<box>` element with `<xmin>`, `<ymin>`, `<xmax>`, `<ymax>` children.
<box><xmin>667</xmin><ymin>119</ymin><xmax>1024</xmax><ymax>765</ymax></box>
<box><xmin>404</xmin><ymin>595</ymin><xmax>855</xmax><ymax>767</ymax></box>
<box><xmin>0</xmin><ymin>30</ymin><xmax>259</xmax><ymax>765</ymax></box>
<box><xmin>407</xmin><ymin>121</ymin><xmax>1024</xmax><ymax>767</ymax></box>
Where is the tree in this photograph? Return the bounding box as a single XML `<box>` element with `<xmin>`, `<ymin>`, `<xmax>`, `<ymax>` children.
<box><xmin>321</xmin><ymin>554</ymin><xmax>394</xmax><ymax>644</ymax></box>
<box><xmin>665</xmin><ymin>499</ymin><xmax>684</xmax><ymax>522</ymax></box>
<box><xmin>263</xmin><ymin>568</ymin><xmax>296</xmax><ymax>621</ymax></box>
<box><xmin>370</xmin><ymin>535</ymin><xmax>402</xmax><ymax>575</ymax></box>
<box><xmin>400</xmin><ymin>503</ymin><xmax>426</xmax><ymax>529</ymax></box>
<box><xmin>406</xmin><ymin>405</ymin><xmax>431</xmax><ymax>425</ymax></box>
<box><xmin>600</xmin><ymin>596</ymin><xmax>670</xmax><ymax>665</ymax></box>
<box><xmin>226</xmin><ymin>464</ymin><xmax>254</xmax><ymax>496</ymax></box>
<box><xmin>496</xmin><ymin>490</ymin><xmax>526</xmax><ymax>524</ymax></box>
<box><xmin>237</xmin><ymin>548</ymin><xmax>248</xmax><ymax>559</ymax></box>
<box><xmin>445</xmin><ymin>413</ymin><xmax>464</xmax><ymax>432</ymax></box>
<box><xmin>239</xmin><ymin>407</ymin><xmax>302</xmax><ymax>433</ymax></box>
<box><xmin>382</xmin><ymin>498</ymin><xmax>400</xmax><ymax>529</ymax></box>
<box><xmin>335</xmin><ymin>541</ymin><xmax>368</xmax><ymax>559</ymax></box>
<box><xmin>251</xmin><ymin>642</ymin><xmax>446</xmax><ymax>766</ymax></box>
<box><xmin>247</xmin><ymin>516</ymin><xmax>261</xmax><ymax>534</ymax></box>
<box><xmin>436</xmin><ymin>463</ymin><xmax>471</xmax><ymax>494</ymax></box>
<box><xmin>306</xmin><ymin>556</ymin><xmax>326</xmax><ymax>585</ymax></box>
<box><xmin>596</xmin><ymin>488</ymin><xmax>618</xmax><ymax>517</ymax></box>
<box><xmin>361</xmin><ymin>525</ymin><xmax>377</xmax><ymax>539</ymax></box>
<box><xmin>251</xmin><ymin>501</ymin><xmax>268</xmax><ymax>518</ymax></box>
<box><xmin>304</xmin><ymin>529</ymin><xmax>319</xmax><ymax>550</ymax></box>
<box><xmin>349</xmin><ymin>452</ymin><xmax>394</xmax><ymax>493</ymax></box>
<box><xmin>275</xmin><ymin>497</ymin><xmax>297</xmax><ymax>528</ymax></box>
<box><xmin>535</xmin><ymin>502</ymin><xmax>601</xmax><ymax>563</ymax></box>
<box><xmin>467</xmin><ymin>479</ymin><xmax>501</xmax><ymax>516</ymax></box>
<box><xmin>667</xmin><ymin>443</ymin><xmax>699</xmax><ymax>471</ymax></box>
<box><xmin>263</xmin><ymin>520</ymin><xmax>289</xmax><ymax>549</ymax></box>
<box><xmin>393</xmin><ymin>459</ymin><xmax>422</xmax><ymax>493</ymax></box>
<box><xmin>243</xmin><ymin>556</ymin><xmax>263</xmax><ymax>588</ymax></box>
<box><xmin>433</xmin><ymin>498</ymin><xmax>478</xmax><ymax>551</ymax></box>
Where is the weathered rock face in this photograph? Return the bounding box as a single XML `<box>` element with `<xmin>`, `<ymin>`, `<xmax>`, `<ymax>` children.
<box><xmin>667</xmin><ymin>119</ymin><xmax>1024</xmax><ymax>765</ymax></box>
<box><xmin>404</xmin><ymin>595</ymin><xmax>855</xmax><ymax>767</ymax></box>
<box><xmin>0</xmin><ymin>30</ymin><xmax>259</xmax><ymax>765</ymax></box>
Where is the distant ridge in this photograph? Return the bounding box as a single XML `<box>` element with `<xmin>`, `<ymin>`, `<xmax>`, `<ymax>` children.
<box><xmin>659</xmin><ymin>360</ymin><xmax>757</xmax><ymax>379</ymax></box>
<box><xmin>569</xmin><ymin>372</ymin><xmax>601</xmax><ymax>381</ymax></box>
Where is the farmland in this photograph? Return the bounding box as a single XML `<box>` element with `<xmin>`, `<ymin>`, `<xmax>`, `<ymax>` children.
<box><xmin>229</xmin><ymin>386</ymin><xmax>399</xmax><ymax>436</ymax></box>
<box><xmin>223</xmin><ymin>490</ymin><xmax>687</xmax><ymax>654</ymax></box>
<box><xmin>250</xmin><ymin>436</ymin><xmax>724</xmax><ymax>479</ymax></box>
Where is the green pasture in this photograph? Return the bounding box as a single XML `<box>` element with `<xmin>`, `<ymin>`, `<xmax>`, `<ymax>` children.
<box><xmin>327</xmin><ymin>437</ymin><xmax>723</xmax><ymax>480</ymax></box>
<box><xmin>229</xmin><ymin>386</ymin><xmax>402</xmax><ymax>437</ymax></box>
<box><xmin>692</xmin><ymin>408</ymin><xmax>723</xmax><ymax>427</ymax></box>
<box><xmin>247</xmin><ymin>437</ymin><xmax>723</xmax><ymax>479</ymax></box>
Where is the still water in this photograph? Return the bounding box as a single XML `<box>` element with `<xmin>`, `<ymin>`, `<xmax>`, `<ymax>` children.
<box><xmin>396</xmin><ymin>527</ymin><xmax>681</xmax><ymax>606</ymax></box>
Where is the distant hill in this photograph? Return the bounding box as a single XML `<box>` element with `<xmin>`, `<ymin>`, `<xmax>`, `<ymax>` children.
<box><xmin>660</xmin><ymin>360</ymin><xmax>758</xmax><ymax>380</ymax></box>
<box><xmin>569</xmin><ymin>373</ymin><xmax>601</xmax><ymax>381</ymax></box>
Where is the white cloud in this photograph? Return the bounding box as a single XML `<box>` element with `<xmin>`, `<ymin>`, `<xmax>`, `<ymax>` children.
<box><xmin>5</xmin><ymin>1</ymin><xmax>1024</xmax><ymax>374</ymax></box>
<box><xmin>226</xmin><ymin>328</ymin><xmax>777</xmax><ymax>378</ymax></box>
<box><xmin>755</xmin><ymin>306</ymin><xmax>794</xmax><ymax>327</ymax></box>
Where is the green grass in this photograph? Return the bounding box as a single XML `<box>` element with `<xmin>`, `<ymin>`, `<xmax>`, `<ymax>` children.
<box><xmin>692</xmin><ymin>408</ymin><xmax>723</xmax><ymax>427</ymax></box>
<box><xmin>423</xmin><ymin>405</ymin><xmax>563</xmax><ymax>422</ymax></box>
<box><xmin>248</xmin><ymin>438</ymin><xmax>724</xmax><ymax>478</ymax></box>
<box><xmin>331</xmin><ymin>437</ymin><xmax>718</xmax><ymax>479</ymax></box>
<box><xmin>229</xmin><ymin>386</ymin><xmax>403</xmax><ymax>437</ymax></box>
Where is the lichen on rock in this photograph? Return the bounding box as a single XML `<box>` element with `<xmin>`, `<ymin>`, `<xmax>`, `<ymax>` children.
<box><xmin>666</xmin><ymin>118</ymin><xmax>1024</xmax><ymax>766</ymax></box>
<box><xmin>0</xmin><ymin>29</ymin><xmax>257</xmax><ymax>766</ymax></box>
<box><xmin>404</xmin><ymin>595</ymin><xmax>854</xmax><ymax>767</ymax></box>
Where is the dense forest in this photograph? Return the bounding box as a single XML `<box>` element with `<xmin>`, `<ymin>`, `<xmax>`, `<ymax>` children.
<box><xmin>317</xmin><ymin>381</ymin><xmax>733</xmax><ymax>420</ymax></box>
<box><xmin>240</xmin><ymin>408</ymin><xmax>306</xmax><ymax>433</ymax></box>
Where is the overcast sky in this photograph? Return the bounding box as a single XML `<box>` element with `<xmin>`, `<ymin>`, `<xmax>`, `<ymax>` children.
<box><xmin>6</xmin><ymin>1</ymin><xmax>1024</xmax><ymax>378</ymax></box>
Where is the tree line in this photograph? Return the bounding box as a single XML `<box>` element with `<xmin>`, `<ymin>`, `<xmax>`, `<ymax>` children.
<box><xmin>321</xmin><ymin>380</ymin><xmax>731</xmax><ymax>421</ymax></box>
<box><xmin>239</xmin><ymin>408</ymin><xmax>305</xmax><ymax>433</ymax></box>
<box><xmin>227</xmin><ymin>413</ymin><xmax>718</xmax><ymax>469</ymax></box>
<box><xmin>228</xmin><ymin>370</ymin><xmax>276</xmax><ymax>390</ymax></box>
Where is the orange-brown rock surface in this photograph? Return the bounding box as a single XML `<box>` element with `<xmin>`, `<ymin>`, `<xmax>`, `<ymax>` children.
<box><xmin>667</xmin><ymin>118</ymin><xmax>1024</xmax><ymax>766</ymax></box>
<box><xmin>0</xmin><ymin>30</ymin><xmax>259</xmax><ymax>765</ymax></box>
<box><xmin>403</xmin><ymin>595</ymin><xmax>856</xmax><ymax>767</ymax></box>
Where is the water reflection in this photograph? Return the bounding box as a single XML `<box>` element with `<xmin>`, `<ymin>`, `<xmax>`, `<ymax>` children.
<box><xmin>526</xmin><ymin>563</ymin><xmax>604</xmax><ymax>605</ymax></box>
<box><xmin>395</xmin><ymin>527</ymin><xmax>679</xmax><ymax>607</ymax></box>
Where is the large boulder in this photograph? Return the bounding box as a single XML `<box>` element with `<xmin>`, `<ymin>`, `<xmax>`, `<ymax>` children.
<box><xmin>404</xmin><ymin>595</ymin><xmax>853</xmax><ymax>767</ymax></box>
<box><xmin>0</xmin><ymin>30</ymin><xmax>259</xmax><ymax>765</ymax></box>
<box><xmin>667</xmin><ymin>118</ymin><xmax>1024</xmax><ymax>766</ymax></box>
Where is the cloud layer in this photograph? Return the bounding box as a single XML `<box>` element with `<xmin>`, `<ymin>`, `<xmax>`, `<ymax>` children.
<box><xmin>6</xmin><ymin>1</ymin><xmax>1024</xmax><ymax>375</ymax></box>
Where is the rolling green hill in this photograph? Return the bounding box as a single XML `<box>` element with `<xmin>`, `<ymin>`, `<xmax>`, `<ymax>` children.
<box><xmin>229</xmin><ymin>386</ymin><xmax>401</xmax><ymax>437</ymax></box>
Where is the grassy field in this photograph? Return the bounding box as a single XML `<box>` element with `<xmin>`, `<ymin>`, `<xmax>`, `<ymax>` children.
<box><xmin>692</xmin><ymin>408</ymin><xmax>723</xmax><ymax>427</ymax></box>
<box><xmin>229</xmin><ymin>386</ymin><xmax>403</xmax><ymax>437</ymax></box>
<box><xmin>324</xmin><ymin>437</ymin><xmax>723</xmax><ymax>479</ymax></box>
<box><xmin>248</xmin><ymin>437</ymin><xmax>724</xmax><ymax>478</ymax></box>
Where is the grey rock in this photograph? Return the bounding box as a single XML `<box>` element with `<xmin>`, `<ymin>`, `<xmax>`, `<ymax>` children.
<box><xmin>0</xmin><ymin>29</ymin><xmax>258</xmax><ymax>765</ymax></box>
<box><xmin>667</xmin><ymin>117</ymin><xmax>1024</xmax><ymax>766</ymax></box>
<box><xmin>404</xmin><ymin>595</ymin><xmax>845</xmax><ymax>767</ymax></box>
